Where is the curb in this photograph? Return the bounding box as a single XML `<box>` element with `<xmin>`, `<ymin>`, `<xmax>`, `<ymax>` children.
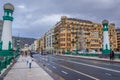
<box><xmin>60</xmin><ymin>54</ymin><xmax>120</xmax><ymax>63</ymax></box>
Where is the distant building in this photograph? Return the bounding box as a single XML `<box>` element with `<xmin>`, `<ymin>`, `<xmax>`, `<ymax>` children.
<box><xmin>39</xmin><ymin>35</ymin><xmax>46</xmax><ymax>53</ymax></box>
<box><xmin>34</xmin><ymin>35</ymin><xmax>46</xmax><ymax>53</ymax></box>
<box><xmin>12</xmin><ymin>36</ymin><xmax>36</xmax><ymax>50</ymax></box>
<box><xmin>45</xmin><ymin>27</ymin><xmax>54</xmax><ymax>54</ymax></box>
<box><xmin>0</xmin><ymin>20</ymin><xmax>3</xmax><ymax>40</ymax></box>
<box><xmin>34</xmin><ymin>39</ymin><xmax>39</xmax><ymax>51</ymax></box>
<box><xmin>29</xmin><ymin>43</ymin><xmax>35</xmax><ymax>51</ymax></box>
<box><xmin>116</xmin><ymin>28</ymin><xmax>120</xmax><ymax>51</ymax></box>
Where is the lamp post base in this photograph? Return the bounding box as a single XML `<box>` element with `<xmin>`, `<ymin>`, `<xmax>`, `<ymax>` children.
<box><xmin>102</xmin><ymin>49</ymin><xmax>111</xmax><ymax>54</ymax></box>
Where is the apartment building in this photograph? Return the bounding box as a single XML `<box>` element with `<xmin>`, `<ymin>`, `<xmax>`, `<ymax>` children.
<box><xmin>38</xmin><ymin>35</ymin><xmax>46</xmax><ymax>53</ymax></box>
<box><xmin>45</xmin><ymin>28</ymin><xmax>54</xmax><ymax>54</ymax></box>
<box><xmin>34</xmin><ymin>39</ymin><xmax>39</xmax><ymax>51</ymax></box>
<box><xmin>116</xmin><ymin>28</ymin><xmax>120</xmax><ymax>51</ymax></box>
<box><xmin>54</xmin><ymin>16</ymin><xmax>117</xmax><ymax>54</ymax></box>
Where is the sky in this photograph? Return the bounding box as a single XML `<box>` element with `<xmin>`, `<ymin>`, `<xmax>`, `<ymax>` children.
<box><xmin>0</xmin><ymin>0</ymin><xmax>120</xmax><ymax>39</ymax></box>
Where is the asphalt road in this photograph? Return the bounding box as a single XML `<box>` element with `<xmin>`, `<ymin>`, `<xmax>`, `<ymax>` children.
<box><xmin>33</xmin><ymin>54</ymin><xmax>120</xmax><ymax>80</ymax></box>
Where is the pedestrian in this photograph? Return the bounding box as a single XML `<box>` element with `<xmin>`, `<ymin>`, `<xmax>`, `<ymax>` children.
<box><xmin>110</xmin><ymin>50</ymin><xmax>115</xmax><ymax>60</ymax></box>
<box><xmin>30</xmin><ymin>51</ymin><xmax>33</xmax><ymax>58</ymax></box>
<box><xmin>111</xmin><ymin>50</ymin><xmax>115</xmax><ymax>60</ymax></box>
<box><xmin>21</xmin><ymin>51</ymin><xmax>23</xmax><ymax>57</ymax></box>
<box><xmin>27</xmin><ymin>55</ymin><xmax>33</xmax><ymax>68</ymax></box>
<box><xmin>25</xmin><ymin>51</ymin><xmax>27</xmax><ymax>57</ymax></box>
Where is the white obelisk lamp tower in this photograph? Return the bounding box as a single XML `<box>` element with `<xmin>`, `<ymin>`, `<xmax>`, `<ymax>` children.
<box><xmin>1</xmin><ymin>3</ymin><xmax>14</xmax><ymax>50</ymax></box>
<box><xmin>102</xmin><ymin>20</ymin><xmax>111</xmax><ymax>54</ymax></box>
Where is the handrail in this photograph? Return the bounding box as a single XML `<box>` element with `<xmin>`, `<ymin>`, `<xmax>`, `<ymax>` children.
<box><xmin>65</xmin><ymin>52</ymin><xmax>120</xmax><ymax>59</ymax></box>
<box><xmin>0</xmin><ymin>52</ymin><xmax>20</xmax><ymax>74</ymax></box>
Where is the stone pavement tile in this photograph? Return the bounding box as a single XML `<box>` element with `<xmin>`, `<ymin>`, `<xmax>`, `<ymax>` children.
<box><xmin>4</xmin><ymin>56</ymin><xmax>54</xmax><ymax>80</ymax></box>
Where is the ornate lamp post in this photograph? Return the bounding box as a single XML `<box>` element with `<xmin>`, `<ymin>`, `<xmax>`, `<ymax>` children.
<box><xmin>17</xmin><ymin>39</ymin><xmax>20</xmax><ymax>51</ymax></box>
<box><xmin>0</xmin><ymin>3</ymin><xmax>15</xmax><ymax>57</ymax></box>
<box><xmin>102</xmin><ymin>20</ymin><xmax>111</xmax><ymax>54</ymax></box>
<box><xmin>1</xmin><ymin>3</ymin><xmax>14</xmax><ymax>50</ymax></box>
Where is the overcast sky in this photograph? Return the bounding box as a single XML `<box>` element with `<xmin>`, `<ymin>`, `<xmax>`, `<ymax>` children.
<box><xmin>0</xmin><ymin>0</ymin><xmax>120</xmax><ymax>38</ymax></box>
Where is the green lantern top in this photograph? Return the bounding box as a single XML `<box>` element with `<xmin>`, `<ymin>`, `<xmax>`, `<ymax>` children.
<box><xmin>3</xmin><ymin>3</ymin><xmax>14</xmax><ymax>21</ymax></box>
<box><xmin>102</xmin><ymin>19</ymin><xmax>109</xmax><ymax>31</ymax></box>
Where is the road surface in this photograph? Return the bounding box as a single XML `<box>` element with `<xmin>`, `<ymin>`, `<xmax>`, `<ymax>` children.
<box><xmin>33</xmin><ymin>54</ymin><xmax>120</xmax><ymax>80</ymax></box>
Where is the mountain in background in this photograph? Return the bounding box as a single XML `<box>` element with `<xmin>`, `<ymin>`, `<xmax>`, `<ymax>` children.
<box><xmin>12</xmin><ymin>36</ymin><xmax>36</xmax><ymax>49</ymax></box>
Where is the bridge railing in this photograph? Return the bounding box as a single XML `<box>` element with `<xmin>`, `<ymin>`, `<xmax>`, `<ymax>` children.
<box><xmin>65</xmin><ymin>52</ymin><xmax>120</xmax><ymax>59</ymax></box>
<box><xmin>0</xmin><ymin>51</ymin><xmax>20</xmax><ymax>74</ymax></box>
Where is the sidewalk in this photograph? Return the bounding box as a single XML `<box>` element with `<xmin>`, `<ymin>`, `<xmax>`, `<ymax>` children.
<box><xmin>3</xmin><ymin>56</ymin><xmax>54</xmax><ymax>80</ymax></box>
<box><xmin>62</xmin><ymin>54</ymin><xmax>120</xmax><ymax>63</ymax></box>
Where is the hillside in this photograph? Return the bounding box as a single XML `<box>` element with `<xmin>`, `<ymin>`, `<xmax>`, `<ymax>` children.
<box><xmin>12</xmin><ymin>36</ymin><xmax>36</xmax><ymax>49</ymax></box>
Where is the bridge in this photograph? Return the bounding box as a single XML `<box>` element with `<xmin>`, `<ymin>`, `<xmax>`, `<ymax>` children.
<box><xmin>0</xmin><ymin>2</ymin><xmax>120</xmax><ymax>80</ymax></box>
<box><xmin>0</xmin><ymin>52</ymin><xmax>120</xmax><ymax>80</ymax></box>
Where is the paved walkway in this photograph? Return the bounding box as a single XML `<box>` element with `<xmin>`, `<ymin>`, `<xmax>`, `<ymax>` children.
<box><xmin>4</xmin><ymin>56</ymin><xmax>54</xmax><ymax>80</ymax></box>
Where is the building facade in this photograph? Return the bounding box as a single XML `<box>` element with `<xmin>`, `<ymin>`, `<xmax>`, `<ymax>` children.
<box><xmin>34</xmin><ymin>39</ymin><xmax>39</xmax><ymax>51</ymax></box>
<box><xmin>29</xmin><ymin>43</ymin><xmax>35</xmax><ymax>51</ymax></box>
<box><xmin>45</xmin><ymin>28</ymin><xmax>54</xmax><ymax>54</ymax></box>
<box><xmin>38</xmin><ymin>35</ymin><xmax>46</xmax><ymax>53</ymax></box>
<box><xmin>116</xmin><ymin>28</ymin><xmax>120</xmax><ymax>51</ymax></box>
<box><xmin>54</xmin><ymin>16</ymin><xmax>117</xmax><ymax>54</ymax></box>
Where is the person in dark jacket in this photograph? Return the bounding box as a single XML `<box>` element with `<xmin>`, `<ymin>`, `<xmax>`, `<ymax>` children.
<box><xmin>110</xmin><ymin>50</ymin><xmax>115</xmax><ymax>60</ymax></box>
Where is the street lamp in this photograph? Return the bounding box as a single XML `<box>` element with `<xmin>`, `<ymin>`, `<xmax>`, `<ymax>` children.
<box><xmin>102</xmin><ymin>20</ymin><xmax>111</xmax><ymax>54</ymax></box>
<box><xmin>17</xmin><ymin>39</ymin><xmax>20</xmax><ymax>51</ymax></box>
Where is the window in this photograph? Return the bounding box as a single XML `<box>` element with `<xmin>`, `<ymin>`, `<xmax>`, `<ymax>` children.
<box><xmin>67</xmin><ymin>43</ymin><xmax>71</xmax><ymax>46</ymax></box>
<box><xmin>67</xmin><ymin>33</ymin><xmax>71</xmax><ymax>36</ymax></box>
<box><xmin>9</xmin><ymin>13</ymin><xmax>12</xmax><ymax>16</ymax></box>
<box><xmin>60</xmin><ymin>38</ymin><xmax>65</xmax><ymax>41</ymax></box>
<box><xmin>60</xmin><ymin>28</ymin><xmax>65</xmax><ymax>32</ymax></box>
<box><xmin>60</xmin><ymin>33</ymin><xmax>65</xmax><ymax>36</ymax></box>
<box><xmin>61</xmin><ymin>44</ymin><xmax>65</xmax><ymax>46</ymax></box>
<box><xmin>67</xmin><ymin>38</ymin><xmax>71</xmax><ymax>41</ymax></box>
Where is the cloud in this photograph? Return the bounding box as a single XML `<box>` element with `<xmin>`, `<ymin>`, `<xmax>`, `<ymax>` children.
<box><xmin>32</xmin><ymin>14</ymin><xmax>71</xmax><ymax>26</ymax></box>
<box><xmin>1</xmin><ymin>0</ymin><xmax>120</xmax><ymax>38</ymax></box>
<box><xmin>15</xmin><ymin>4</ymin><xmax>28</xmax><ymax>13</ymax></box>
<box><xmin>17</xmin><ymin>5</ymin><xmax>25</xmax><ymax>9</ymax></box>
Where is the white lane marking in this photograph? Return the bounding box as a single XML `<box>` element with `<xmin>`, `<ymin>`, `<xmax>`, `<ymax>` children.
<box><xmin>102</xmin><ymin>62</ymin><xmax>120</xmax><ymax>68</ymax></box>
<box><xmin>52</xmin><ymin>66</ymin><xmax>56</xmax><ymax>69</ymax></box>
<box><xmin>105</xmin><ymin>73</ymin><xmax>111</xmax><ymax>76</ymax></box>
<box><xmin>68</xmin><ymin>60</ymin><xmax>120</xmax><ymax>73</ymax></box>
<box><xmin>52</xmin><ymin>57</ymin><xmax>120</xmax><ymax>73</ymax></box>
<box><xmin>77</xmin><ymin>79</ymin><xmax>81</xmax><ymax>80</ymax></box>
<box><xmin>111</xmin><ymin>64</ymin><xmax>120</xmax><ymax>68</ymax></box>
<box><xmin>61</xmin><ymin>70</ymin><xmax>68</xmax><ymax>75</ymax></box>
<box><xmin>51</xmin><ymin>62</ymin><xmax>99</xmax><ymax>80</ymax></box>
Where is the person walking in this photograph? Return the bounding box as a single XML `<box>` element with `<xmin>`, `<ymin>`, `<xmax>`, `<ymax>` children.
<box><xmin>110</xmin><ymin>50</ymin><xmax>115</xmax><ymax>60</ymax></box>
<box><xmin>27</xmin><ymin>55</ymin><xmax>33</xmax><ymax>68</ymax></box>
